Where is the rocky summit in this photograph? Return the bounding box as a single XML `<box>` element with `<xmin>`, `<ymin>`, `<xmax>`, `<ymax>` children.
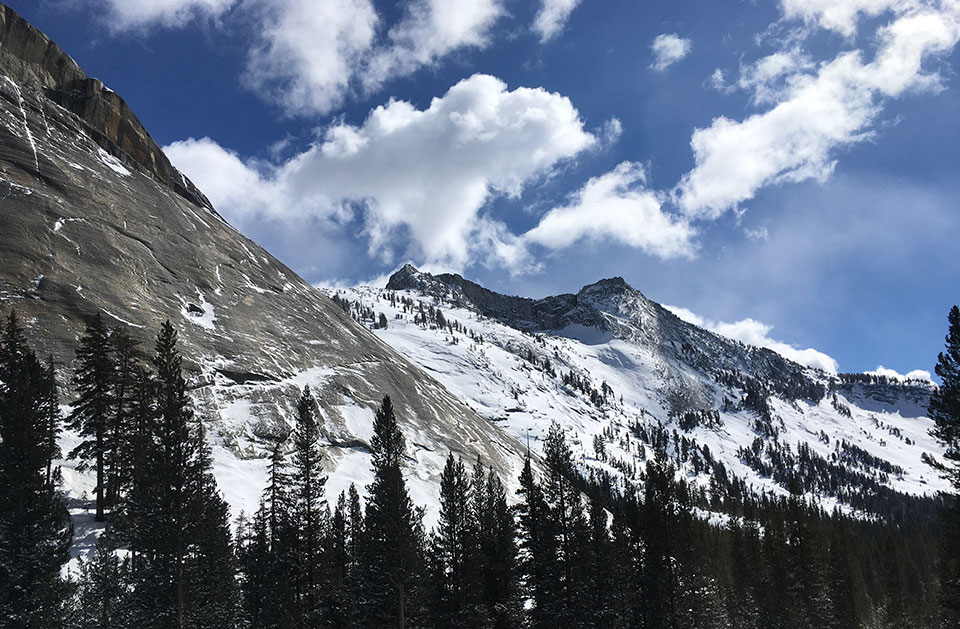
<box><xmin>0</xmin><ymin>3</ymin><xmax>529</xmax><ymax>520</ymax></box>
<box><xmin>347</xmin><ymin>265</ymin><xmax>944</xmax><ymax>516</ymax></box>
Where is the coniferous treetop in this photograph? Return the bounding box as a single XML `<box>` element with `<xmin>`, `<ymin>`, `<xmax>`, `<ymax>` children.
<box><xmin>931</xmin><ymin>305</ymin><xmax>960</xmax><ymax>484</ymax></box>
<box><xmin>372</xmin><ymin>395</ymin><xmax>405</xmax><ymax>468</ymax></box>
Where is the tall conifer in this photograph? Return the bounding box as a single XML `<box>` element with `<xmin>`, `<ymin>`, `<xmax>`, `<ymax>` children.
<box><xmin>516</xmin><ymin>454</ymin><xmax>558</xmax><ymax>627</ymax></box>
<box><xmin>0</xmin><ymin>312</ymin><xmax>72</xmax><ymax>626</ymax></box>
<box><xmin>291</xmin><ymin>387</ymin><xmax>329</xmax><ymax>625</ymax></box>
<box><xmin>68</xmin><ymin>312</ymin><xmax>116</xmax><ymax>522</ymax></box>
<box><xmin>362</xmin><ymin>396</ymin><xmax>426</xmax><ymax>628</ymax></box>
<box><xmin>429</xmin><ymin>454</ymin><xmax>482</xmax><ymax>627</ymax></box>
<box><xmin>930</xmin><ymin>305</ymin><xmax>960</xmax><ymax>621</ymax></box>
<box><xmin>108</xmin><ymin>325</ymin><xmax>141</xmax><ymax>508</ymax></box>
<box><xmin>125</xmin><ymin>320</ymin><xmax>240</xmax><ymax>628</ymax></box>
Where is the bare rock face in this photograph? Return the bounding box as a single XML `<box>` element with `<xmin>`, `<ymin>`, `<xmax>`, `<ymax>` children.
<box><xmin>0</xmin><ymin>4</ymin><xmax>211</xmax><ymax>210</ymax></box>
<box><xmin>387</xmin><ymin>265</ymin><xmax>817</xmax><ymax>390</ymax></box>
<box><xmin>0</xmin><ymin>3</ymin><xmax>528</xmax><ymax>508</ymax></box>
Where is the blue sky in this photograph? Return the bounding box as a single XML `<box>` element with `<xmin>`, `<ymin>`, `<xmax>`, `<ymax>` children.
<box><xmin>13</xmin><ymin>0</ymin><xmax>960</xmax><ymax>378</ymax></box>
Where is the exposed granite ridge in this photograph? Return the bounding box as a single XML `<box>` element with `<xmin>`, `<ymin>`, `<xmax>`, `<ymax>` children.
<box><xmin>0</xmin><ymin>3</ymin><xmax>213</xmax><ymax>211</ymax></box>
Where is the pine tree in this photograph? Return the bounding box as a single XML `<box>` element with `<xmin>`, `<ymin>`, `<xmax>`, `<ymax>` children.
<box><xmin>640</xmin><ymin>454</ymin><xmax>681</xmax><ymax>629</ymax></box>
<box><xmin>330</xmin><ymin>491</ymin><xmax>352</xmax><ymax>627</ymax></box>
<box><xmin>0</xmin><ymin>311</ymin><xmax>72</xmax><ymax>627</ymax></box>
<box><xmin>541</xmin><ymin>422</ymin><xmax>589</xmax><ymax>623</ymax></box>
<box><xmin>785</xmin><ymin>497</ymin><xmax>834</xmax><ymax>629</ymax></box>
<box><xmin>930</xmin><ymin>306</ymin><xmax>960</xmax><ymax>622</ymax></box>
<box><xmin>125</xmin><ymin>320</ymin><xmax>241</xmax><ymax>628</ymax></box>
<box><xmin>931</xmin><ymin>305</ymin><xmax>960</xmax><ymax>486</ymax></box>
<box><xmin>362</xmin><ymin>396</ymin><xmax>426</xmax><ymax>628</ymax></box>
<box><xmin>290</xmin><ymin>387</ymin><xmax>329</xmax><ymax>625</ymax></box>
<box><xmin>586</xmin><ymin>497</ymin><xmax>614</xmax><ymax>628</ymax></box>
<box><xmin>107</xmin><ymin>325</ymin><xmax>141</xmax><ymax>509</ymax></box>
<box><xmin>114</xmin><ymin>362</ymin><xmax>156</xmax><ymax>554</ymax></box>
<box><xmin>127</xmin><ymin>319</ymin><xmax>198</xmax><ymax>626</ymax></box>
<box><xmin>338</xmin><ymin>483</ymin><xmax>366</xmax><ymax>627</ymax></box>
<box><xmin>186</xmin><ymin>419</ymin><xmax>243</xmax><ymax>628</ymax></box>
<box><xmin>239</xmin><ymin>492</ymin><xmax>295</xmax><ymax>629</ymax></box>
<box><xmin>828</xmin><ymin>523</ymin><xmax>868</xmax><ymax>629</ymax></box>
<box><xmin>42</xmin><ymin>358</ymin><xmax>61</xmax><ymax>487</ymax></box>
<box><xmin>68</xmin><ymin>312</ymin><xmax>116</xmax><ymax>522</ymax></box>
<box><xmin>726</xmin><ymin>518</ymin><xmax>763</xmax><ymax>629</ymax></box>
<box><xmin>473</xmin><ymin>463</ymin><xmax>521</xmax><ymax>629</ymax></box>
<box><xmin>516</xmin><ymin>454</ymin><xmax>559</xmax><ymax>627</ymax></box>
<box><xmin>429</xmin><ymin>454</ymin><xmax>483</xmax><ymax>628</ymax></box>
<box><xmin>608</xmin><ymin>509</ymin><xmax>641</xmax><ymax>627</ymax></box>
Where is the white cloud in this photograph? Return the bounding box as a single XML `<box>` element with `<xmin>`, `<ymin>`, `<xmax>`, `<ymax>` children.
<box><xmin>90</xmin><ymin>0</ymin><xmax>504</xmax><ymax>116</ymax></box>
<box><xmin>533</xmin><ymin>0</ymin><xmax>582</xmax><ymax>42</ymax></box>
<box><xmin>708</xmin><ymin>68</ymin><xmax>729</xmax><ymax>92</ymax></box>
<box><xmin>601</xmin><ymin>117</ymin><xmax>623</xmax><ymax>146</ymax></box>
<box><xmin>866</xmin><ymin>365</ymin><xmax>933</xmax><ymax>382</ymax></box>
<box><xmin>166</xmin><ymin>74</ymin><xmax>595</xmax><ymax>270</ymax></box>
<box><xmin>96</xmin><ymin>0</ymin><xmax>236</xmax><ymax>29</ymax></box>
<box><xmin>363</xmin><ymin>0</ymin><xmax>504</xmax><ymax>94</ymax></box>
<box><xmin>243</xmin><ymin>0</ymin><xmax>379</xmax><ymax>116</ymax></box>
<box><xmin>677</xmin><ymin>3</ymin><xmax>960</xmax><ymax>218</ymax></box>
<box><xmin>164</xmin><ymin>137</ymin><xmax>282</xmax><ymax>221</ymax></box>
<box><xmin>650</xmin><ymin>33</ymin><xmax>692</xmax><ymax>71</ymax></box>
<box><xmin>737</xmin><ymin>49</ymin><xmax>814</xmax><ymax>104</ymax></box>
<box><xmin>781</xmin><ymin>0</ymin><xmax>918</xmax><ymax>36</ymax></box>
<box><xmin>524</xmin><ymin>162</ymin><xmax>696</xmax><ymax>259</ymax></box>
<box><xmin>665</xmin><ymin>306</ymin><xmax>839</xmax><ymax>372</ymax></box>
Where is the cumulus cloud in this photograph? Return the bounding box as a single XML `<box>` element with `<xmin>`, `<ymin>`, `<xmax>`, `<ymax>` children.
<box><xmin>363</xmin><ymin>0</ymin><xmax>504</xmax><ymax>94</ymax></box>
<box><xmin>243</xmin><ymin>0</ymin><xmax>378</xmax><ymax>116</ymax></box>
<box><xmin>737</xmin><ymin>49</ymin><xmax>814</xmax><ymax>104</ymax></box>
<box><xmin>650</xmin><ymin>33</ymin><xmax>692</xmax><ymax>71</ymax></box>
<box><xmin>780</xmin><ymin>0</ymin><xmax>918</xmax><ymax>36</ymax></box>
<box><xmin>166</xmin><ymin>74</ymin><xmax>595</xmax><ymax>270</ymax></box>
<box><xmin>243</xmin><ymin>0</ymin><xmax>507</xmax><ymax>115</ymax></box>
<box><xmin>677</xmin><ymin>2</ymin><xmax>960</xmax><ymax>218</ymax></box>
<box><xmin>524</xmin><ymin>162</ymin><xmax>696</xmax><ymax>259</ymax></box>
<box><xmin>164</xmin><ymin>138</ymin><xmax>281</xmax><ymax>221</ymax></box>
<box><xmin>665</xmin><ymin>306</ymin><xmax>839</xmax><ymax>372</ymax></box>
<box><xmin>89</xmin><ymin>0</ymin><xmax>506</xmax><ymax>116</ymax></box>
<box><xmin>866</xmin><ymin>365</ymin><xmax>933</xmax><ymax>382</ymax></box>
<box><xmin>96</xmin><ymin>0</ymin><xmax>236</xmax><ymax>29</ymax></box>
<box><xmin>533</xmin><ymin>0</ymin><xmax>582</xmax><ymax>42</ymax></box>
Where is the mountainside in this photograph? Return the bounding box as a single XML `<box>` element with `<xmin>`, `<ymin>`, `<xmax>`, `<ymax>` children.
<box><xmin>0</xmin><ymin>4</ymin><xmax>530</xmax><ymax>536</ymax></box>
<box><xmin>0</xmin><ymin>1</ymin><xmax>946</xmax><ymax>569</ymax></box>
<box><xmin>336</xmin><ymin>265</ymin><xmax>946</xmax><ymax>516</ymax></box>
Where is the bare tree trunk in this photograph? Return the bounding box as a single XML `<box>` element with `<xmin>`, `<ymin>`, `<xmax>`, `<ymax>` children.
<box><xmin>96</xmin><ymin>427</ymin><xmax>105</xmax><ymax>522</ymax></box>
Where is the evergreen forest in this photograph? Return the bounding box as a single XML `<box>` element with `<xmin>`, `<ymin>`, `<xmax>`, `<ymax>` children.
<box><xmin>1</xmin><ymin>305</ymin><xmax>959</xmax><ymax>629</ymax></box>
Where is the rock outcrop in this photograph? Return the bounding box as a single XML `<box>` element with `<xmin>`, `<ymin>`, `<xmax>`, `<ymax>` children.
<box><xmin>0</xmin><ymin>4</ymin><xmax>211</xmax><ymax>210</ymax></box>
<box><xmin>386</xmin><ymin>265</ymin><xmax>839</xmax><ymax>396</ymax></box>
<box><xmin>0</xmin><ymin>3</ymin><xmax>529</xmax><ymax>515</ymax></box>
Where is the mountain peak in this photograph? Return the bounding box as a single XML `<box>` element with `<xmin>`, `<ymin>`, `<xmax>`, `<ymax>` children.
<box><xmin>386</xmin><ymin>263</ymin><xmax>430</xmax><ymax>292</ymax></box>
<box><xmin>0</xmin><ymin>3</ymin><xmax>212</xmax><ymax>211</ymax></box>
<box><xmin>580</xmin><ymin>276</ymin><xmax>632</xmax><ymax>295</ymax></box>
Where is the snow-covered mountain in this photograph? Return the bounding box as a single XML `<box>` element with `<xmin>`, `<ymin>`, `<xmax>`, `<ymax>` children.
<box><xmin>0</xmin><ymin>4</ymin><xmax>531</xmax><ymax>561</ymax></box>
<box><xmin>0</xmin><ymin>4</ymin><xmax>945</xmax><ymax>576</ymax></box>
<box><xmin>327</xmin><ymin>265</ymin><xmax>946</xmax><ymax>517</ymax></box>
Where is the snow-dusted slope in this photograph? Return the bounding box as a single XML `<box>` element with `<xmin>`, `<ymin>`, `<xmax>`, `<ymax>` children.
<box><xmin>0</xmin><ymin>5</ymin><xmax>532</xmax><ymax>567</ymax></box>
<box><xmin>327</xmin><ymin>268</ymin><xmax>947</xmax><ymax>517</ymax></box>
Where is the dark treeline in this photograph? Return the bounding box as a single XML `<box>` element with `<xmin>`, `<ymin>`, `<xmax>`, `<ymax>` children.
<box><xmin>0</xmin><ymin>306</ymin><xmax>958</xmax><ymax>628</ymax></box>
